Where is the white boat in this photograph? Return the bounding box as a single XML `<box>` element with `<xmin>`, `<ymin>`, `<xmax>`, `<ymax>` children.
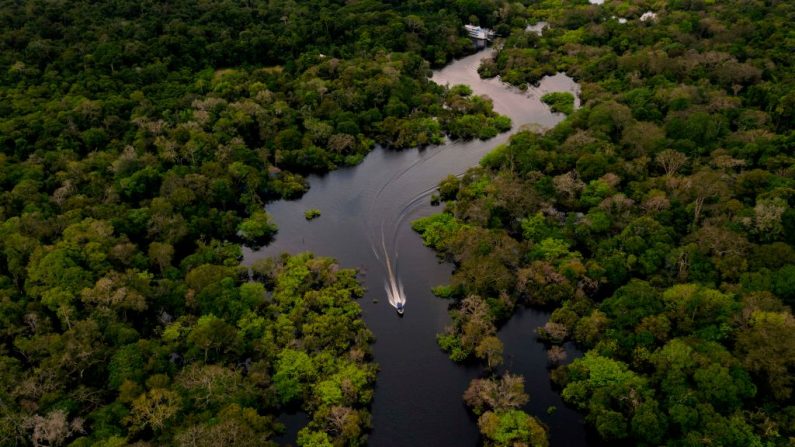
<box><xmin>464</xmin><ymin>24</ymin><xmax>495</xmax><ymax>41</ymax></box>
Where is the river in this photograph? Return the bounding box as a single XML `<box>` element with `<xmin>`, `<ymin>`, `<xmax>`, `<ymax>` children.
<box><xmin>244</xmin><ymin>49</ymin><xmax>590</xmax><ymax>446</ymax></box>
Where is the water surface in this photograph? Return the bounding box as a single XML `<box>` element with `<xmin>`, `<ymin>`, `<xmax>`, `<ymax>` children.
<box><xmin>245</xmin><ymin>49</ymin><xmax>587</xmax><ymax>446</ymax></box>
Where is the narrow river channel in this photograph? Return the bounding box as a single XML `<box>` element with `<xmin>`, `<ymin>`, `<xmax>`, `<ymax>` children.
<box><xmin>244</xmin><ymin>48</ymin><xmax>590</xmax><ymax>446</ymax></box>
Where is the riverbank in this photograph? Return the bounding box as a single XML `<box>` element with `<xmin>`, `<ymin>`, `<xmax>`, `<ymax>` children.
<box><xmin>245</xmin><ymin>48</ymin><xmax>587</xmax><ymax>446</ymax></box>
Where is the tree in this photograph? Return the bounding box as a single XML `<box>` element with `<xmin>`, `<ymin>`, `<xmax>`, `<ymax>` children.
<box><xmin>26</xmin><ymin>410</ymin><xmax>82</xmax><ymax>447</ymax></box>
<box><xmin>464</xmin><ymin>373</ymin><xmax>529</xmax><ymax>415</ymax></box>
<box><xmin>541</xmin><ymin>92</ymin><xmax>575</xmax><ymax>115</ymax></box>
<box><xmin>621</xmin><ymin>121</ymin><xmax>665</xmax><ymax>157</ymax></box>
<box><xmin>735</xmin><ymin>311</ymin><xmax>795</xmax><ymax>400</ymax></box>
<box><xmin>297</xmin><ymin>429</ymin><xmax>333</xmax><ymax>447</ymax></box>
<box><xmin>176</xmin><ymin>364</ymin><xmax>242</xmax><ymax>409</ymax></box>
<box><xmin>587</xmin><ymin>101</ymin><xmax>632</xmax><ymax>141</ymax></box>
<box><xmin>80</xmin><ymin>271</ymin><xmax>149</xmax><ymax>313</ymax></box>
<box><xmin>187</xmin><ymin>315</ymin><xmax>239</xmax><ymax>362</ymax></box>
<box><xmin>681</xmin><ymin>169</ymin><xmax>730</xmax><ymax>227</ymax></box>
<box><xmin>174</xmin><ymin>405</ymin><xmax>270</xmax><ymax>447</ymax></box>
<box><xmin>475</xmin><ymin>336</ymin><xmax>504</xmax><ymax>370</ymax></box>
<box><xmin>127</xmin><ymin>388</ymin><xmax>182</xmax><ymax>433</ymax></box>
<box><xmin>272</xmin><ymin>349</ymin><xmax>317</xmax><ymax>404</ymax></box>
<box><xmin>477</xmin><ymin>410</ymin><xmax>548</xmax><ymax>447</ymax></box>
<box><xmin>655</xmin><ymin>149</ymin><xmax>688</xmax><ymax>177</ymax></box>
<box><xmin>552</xmin><ymin>171</ymin><xmax>584</xmax><ymax>202</ymax></box>
<box><xmin>573</xmin><ymin>310</ymin><xmax>608</xmax><ymax>347</ymax></box>
<box><xmin>148</xmin><ymin>242</ymin><xmax>174</xmax><ymax>272</ymax></box>
<box><xmin>662</xmin><ymin>284</ymin><xmax>735</xmax><ymax>338</ymax></box>
<box><xmin>751</xmin><ymin>198</ymin><xmax>787</xmax><ymax>241</ymax></box>
<box><xmin>236</xmin><ymin>212</ymin><xmax>277</xmax><ymax>246</ymax></box>
<box><xmin>547</xmin><ymin>346</ymin><xmax>567</xmax><ymax>365</ymax></box>
<box><xmin>630</xmin><ymin>400</ymin><xmax>667</xmax><ymax>444</ymax></box>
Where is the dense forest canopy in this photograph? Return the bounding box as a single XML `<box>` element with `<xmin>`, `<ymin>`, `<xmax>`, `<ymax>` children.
<box><xmin>1</xmin><ymin>0</ymin><xmax>794</xmax><ymax>446</ymax></box>
<box><xmin>0</xmin><ymin>0</ymin><xmax>526</xmax><ymax>445</ymax></box>
<box><xmin>415</xmin><ymin>0</ymin><xmax>795</xmax><ymax>445</ymax></box>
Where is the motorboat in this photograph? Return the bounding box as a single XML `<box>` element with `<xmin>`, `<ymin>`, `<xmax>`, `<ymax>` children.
<box><xmin>396</xmin><ymin>302</ymin><xmax>405</xmax><ymax>315</ymax></box>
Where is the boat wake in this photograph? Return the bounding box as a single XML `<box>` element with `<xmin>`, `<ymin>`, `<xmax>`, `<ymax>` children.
<box><xmin>366</xmin><ymin>150</ymin><xmax>443</xmax><ymax>315</ymax></box>
<box><xmin>367</xmin><ymin>144</ymin><xmax>473</xmax><ymax>315</ymax></box>
<box><xmin>380</xmin><ymin>213</ymin><xmax>406</xmax><ymax>314</ymax></box>
<box><xmin>384</xmin><ymin>265</ymin><xmax>406</xmax><ymax>314</ymax></box>
<box><xmin>370</xmin><ymin>147</ymin><xmax>472</xmax><ymax>315</ymax></box>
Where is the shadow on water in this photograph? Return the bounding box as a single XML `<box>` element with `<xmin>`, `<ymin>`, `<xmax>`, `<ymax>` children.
<box><xmin>244</xmin><ymin>48</ymin><xmax>589</xmax><ymax>446</ymax></box>
<box><xmin>274</xmin><ymin>411</ymin><xmax>309</xmax><ymax>447</ymax></box>
<box><xmin>498</xmin><ymin>307</ymin><xmax>594</xmax><ymax>446</ymax></box>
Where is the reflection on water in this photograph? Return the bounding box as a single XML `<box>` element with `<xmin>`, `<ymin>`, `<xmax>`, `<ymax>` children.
<box><xmin>431</xmin><ymin>50</ymin><xmax>580</xmax><ymax>129</ymax></box>
<box><xmin>246</xmin><ymin>48</ymin><xmax>588</xmax><ymax>446</ymax></box>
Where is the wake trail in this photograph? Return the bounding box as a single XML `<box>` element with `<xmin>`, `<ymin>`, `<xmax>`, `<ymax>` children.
<box><xmin>390</xmin><ymin>184</ymin><xmax>439</xmax><ymax>261</ymax></box>
<box><xmin>379</xmin><ymin>170</ymin><xmax>468</xmax><ymax>311</ymax></box>
<box><xmin>381</xmin><ymin>218</ymin><xmax>406</xmax><ymax>310</ymax></box>
<box><xmin>368</xmin><ymin>147</ymin><xmax>451</xmax><ymax>312</ymax></box>
<box><xmin>366</xmin><ymin>147</ymin><xmax>444</xmax><ymax>266</ymax></box>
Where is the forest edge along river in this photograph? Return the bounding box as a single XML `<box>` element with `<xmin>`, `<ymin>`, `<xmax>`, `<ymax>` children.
<box><xmin>243</xmin><ymin>48</ymin><xmax>590</xmax><ymax>446</ymax></box>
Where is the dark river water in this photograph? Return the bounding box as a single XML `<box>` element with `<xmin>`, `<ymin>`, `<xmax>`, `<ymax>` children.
<box><xmin>245</xmin><ymin>49</ymin><xmax>590</xmax><ymax>446</ymax></box>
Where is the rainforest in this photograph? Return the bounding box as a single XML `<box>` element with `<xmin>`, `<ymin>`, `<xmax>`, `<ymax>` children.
<box><xmin>0</xmin><ymin>0</ymin><xmax>793</xmax><ymax>446</ymax></box>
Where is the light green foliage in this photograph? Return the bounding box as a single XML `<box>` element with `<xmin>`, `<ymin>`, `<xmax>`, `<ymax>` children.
<box><xmin>312</xmin><ymin>361</ymin><xmax>375</xmax><ymax>407</ymax></box>
<box><xmin>304</xmin><ymin>208</ymin><xmax>321</xmax><ymax>220</ymax></box>
<box><xmin>561</xmin><ymin>353</ymin><xmax>649</xmax><ymax>440</ymax></box>
<box><xmin>162</xmin><ymin>321</ymin><xmax>186</xmax><ymax>342</ymax></box>
<box><xmin>521</xmin><ymin>212</ymin><xmax>554</xmax><ymax>242</ymax></box>
<box><xmin>541</xmin><ymin>91</ymin><xmax>575</xmax><ymax>115</ymax></box>
<box><xmin>273</xmin><ymin>349</ymin><xmax>317</xmax><ymax>404</ymax></box>
<box><xmin>580</xmin><ymin>179</ymin><xmax>612</xmax><ymax>207</ymax></box>
<box><xmin>239</xmin><ymin>282</ymin><xmax>266</xmax><ymax>308</ymax></box>
<box><xmin>236</xmin><ymin>310</ymin><xmax>268</xmax><ymax>341</ymax></box>
<box><xmin>531</xmin><ymin>238</ymin><xmax>572</xmax><ymax>262</ymax></box>
<box><xmin>297</xmin><ymin>429</ymin><xmax>334</xmax><ymax>447</ymax></box>
<box><xmin>564</xmin><ymin>352</ymin><xmax>642</xmax><ymax>390</ymax></box>
<box><xmin>187</xmin><ymin>314</ymin><xmax>239</xmax><ymax>361</ymax></box>
<box><xmin>313</xmin><ymin>380</ymin><xmax>344</xmax><ymax>406</ymax></box>
<box><xmin>437</xmin><ymin>332</ymin><xmax>470</xmax><ymax>362</ymax></box>
<box><xmin>412</xmin><ymin>213</ymin><xmax>466</xmax><ymax>251</ymax></box>
<box><xmin>478</xmin><ymin>410</ymin><xmax>548</xmax><ymax>447</ymax></box>
<box><xmin>662</xmin><ymin>284</ymin><xmax>736</xmax><ymax>339</ymax></box>
<box><xmin>5</xmin><ymin>248</ymin><xmax>374</xmax><ymax>446</ymax></box>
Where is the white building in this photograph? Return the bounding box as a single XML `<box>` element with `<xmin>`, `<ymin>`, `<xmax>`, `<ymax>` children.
<box><xmin>640</xmin><ymin>11</ymin><xmax>658</xmax><ymax>22</ymax></box>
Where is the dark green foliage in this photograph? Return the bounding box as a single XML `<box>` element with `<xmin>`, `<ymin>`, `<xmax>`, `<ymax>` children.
<box><xmin>0</xmin><ymin>0</ymin><xmax>531</xmax><ymax>444</ymax></box>
<box><xmin>418</xmin><ymin>0</ymin><xmax>795</xmax><ymax>445</ymax></box>
<box><xmin>2</xmin><ymin>0</ymin><xmax>794</xmax><ymax>444</ymax></box>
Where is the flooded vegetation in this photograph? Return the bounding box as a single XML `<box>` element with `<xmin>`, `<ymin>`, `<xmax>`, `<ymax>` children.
<box><xmin>246</xmin><ymin>48</ymin><xmax>585</xmax><ymax>446</ymax></box>
<box><xmin>3</xmin><ymin>0</ymin><xmax>792</xmax><ymax>445</ymax></box>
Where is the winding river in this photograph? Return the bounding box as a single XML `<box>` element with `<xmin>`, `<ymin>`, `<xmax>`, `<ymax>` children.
<box><xmin>244</xmin><ymin>49</ymin><xmax>591</xmax><ymax>446</ymax></box>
